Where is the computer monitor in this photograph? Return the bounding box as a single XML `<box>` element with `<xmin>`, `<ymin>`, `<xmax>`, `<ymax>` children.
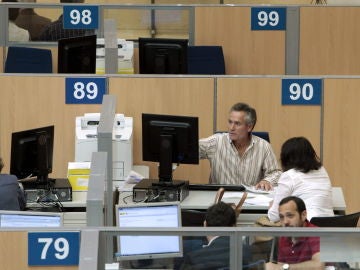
<box><xmin>115</xmin><ymin>202</ymin><xmax>183</xmax><ymax>260</ymax></box>
<box><xmin>139</xmin><ymin>38</ymin><xmax>188</xmax><ymax>74</ymax></box>
<box><xmin>57</xmin><ymin>35</ymin><xmax>96</xmax><ymax>74</ymax></box>
<box><xmin>141</xmin><ymin>113</ymin><xmax>199</xmax><ymax>186</ymax></box>
<box><xmin>0</xmin><ymin>210</ymin><xmax>63</xmax><ymax>227</ymax></box>
<box><xmin>10</xmin><ymin>125</ymin><xmax>54</xmax><ymax>186</ymax></box>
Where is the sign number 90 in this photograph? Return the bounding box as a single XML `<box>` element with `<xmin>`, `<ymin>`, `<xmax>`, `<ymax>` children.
<box><xmin>282</xmin><ymin>79</ymin><xmax>322</xmax><ymax>105</ymax></box>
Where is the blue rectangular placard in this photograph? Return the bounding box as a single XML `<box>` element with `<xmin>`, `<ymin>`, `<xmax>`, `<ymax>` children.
<box><xmin>251</xmin><ymin>7</ymin><xmax>286</xmax><ymax>30</ymax></box>
<box><xmin>65</xmin><ymin>77</ymin><xmax>106</xmax><ymax>104</ymax></box>
<box><xmin>63</xmin><ymin>5</ymin><xmax>99</xmax><ymax>29</ymax></box>
<box><xmin>282</xmin><ymin>79</ymin><xmax>322</xmax><ymax>105</ymax></box>
<box><xmin>28</xmin><ymin>232</ymin><xmax>80</xmax><ymax>266</ymax></box>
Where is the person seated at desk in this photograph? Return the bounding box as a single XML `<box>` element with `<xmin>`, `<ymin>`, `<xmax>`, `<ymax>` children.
<box><xmin>199</xmin><ymin>102</ymin><xmax>281</xmax><ymax>191</ymax></box>
<box><xmin>38</xmin><ymin>0</ymin><xmax>94</xmax><ymax>41</ymax></box>
<box><xmin>179</xmin><ymin>201</ymin><xmax>252</xmax><ymax>270</ymax></box>
<box><xmin>268</xmin><ymin>137</ymin><xmax>334</xmax><ymax>223</ymax></box>
<box><xmin>266</xmin><ymin>196</ymin><xmax>324</xmax><ymax>270</ymax></box>
<box><xmin>0</xmin><ymin>157</ymin><xmax>26</xmax><ymax>210</ymax></box>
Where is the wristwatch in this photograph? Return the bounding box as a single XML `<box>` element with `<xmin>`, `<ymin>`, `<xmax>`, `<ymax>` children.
<box><xmin>282</xmin><ymin>263</ymin><xmax>290</xmax><ymax>270</ymax></box>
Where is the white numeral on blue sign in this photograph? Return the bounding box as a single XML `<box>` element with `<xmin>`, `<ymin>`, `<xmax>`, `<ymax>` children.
<box><xmin>65</xmin><ymin>77</ymin><xmax>105</xmax><ymax>104</ymax></box>
<box><xmin>73</xmin><ymin>82</ymin><xmax>98</xmax><ymax>100</ymax></box>
<box><xmin>282</xmin><ymin>79</ymin><xmax>322</xmax><ymax>105</ymax></box>
<box><xmin>38</xmin><ymin>238</ymin><xmax>69</xmax><ymax>260</ymax></box>
<box><xmin>70</xmin><ymin>9</ymin><xmax>92</xmax><ymax>25</ymax></box>
<box><xmin>257</xmin><ymin>11</ymin><xmax>279</xmax><ymax>27</ymax></box>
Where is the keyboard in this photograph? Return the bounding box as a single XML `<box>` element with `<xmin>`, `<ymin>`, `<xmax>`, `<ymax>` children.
<box><xmin>188</xmin><ymin>184</ymin><xmax>245</xmax><ymax>192</ymax></box>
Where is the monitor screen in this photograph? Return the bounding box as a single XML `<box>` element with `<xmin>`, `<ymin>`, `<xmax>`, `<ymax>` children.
<box><xmin>115</xmin><ymin>202</ymin><xmax>182</xmax><ymax>260</ymax></box>
<box><xmin>0</xmin><ymin>210</ymin><xmax>63</xmax><ymax>227</ymax></box>
<box><xmin>139</xmin><ymin>38</ymin><xmax>188</xmax><ymax>74</ymax></box>
<box><xmin>57</xmin><ymin>35</ymin><xmax>97</xmax><ymax>74</ymax></box>
<box><xmin>142</xmin><ymin>113</ymin><xmax>199</xmax><ymax>183</ymax></box>
<box><xmin>10</xmin><ymin>125</ymin><xmax>54</xmax><ymax>183</ymax></box>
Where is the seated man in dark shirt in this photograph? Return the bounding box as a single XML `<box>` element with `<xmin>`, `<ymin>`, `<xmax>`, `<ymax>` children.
<box><xmin>0</xmin><ymin>157</ymin><xmax>26</xmax><ymax>210</ymax></box>
<box><xmin>179</xmin><ymin>201</ymin><xmax>251</xmax><ymax>270</ymax></box>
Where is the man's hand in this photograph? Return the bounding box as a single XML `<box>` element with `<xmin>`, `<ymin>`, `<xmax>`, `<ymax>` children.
<box><xmin>265</xmin><ymin>262</ymin><xmax>282</xmax><ymax>270</ymax></box>
<box><xmin>255</xmin><ymin>180</ymin><xmax>272</xmax><ymax>191</ymax></box>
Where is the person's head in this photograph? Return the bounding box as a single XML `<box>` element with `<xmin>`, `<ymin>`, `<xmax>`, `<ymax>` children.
<box><xmin>279</xmin><ymin>196</ymin><xmax>307</xmax><ymax>227</ymax></box>
<box><xmin>227</xmin><ymin>102</ymin><xmax>257</xmax><ymax>143</ymax></box>
<box><xmin>204</xmin><ymin>201</ymin><xmax>236</xmax><ymax>227</ymax></box>
<box><xmin>280</xmin><ymin>137</ymin><xmax>322</xmax><ymax>173</ymax></box>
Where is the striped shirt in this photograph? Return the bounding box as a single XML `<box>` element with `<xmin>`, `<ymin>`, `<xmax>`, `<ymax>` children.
<box><xmin>199</xmin><ymin>133</ymin><xmax>281</xmax><ymax>186</ymax></box>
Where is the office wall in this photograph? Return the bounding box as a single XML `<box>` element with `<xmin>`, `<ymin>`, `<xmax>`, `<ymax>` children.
<box><xmin>194</xmin><ymin>6</ymin><xmax>286</xmax><ymax>75</ymax></box>
<box><xmin>0</xmin><ymin>231</ymin><xmax>77</xmax><ymax>270</ymax></box>
<box><xmin>108</xmin><ymin>76</ymin><xmax>213</xmax><ymax>183</ymax></box>
<box><xmin>300</xmin><ymin>7</ymin><xmax>360</xmax><ymax>75</ymax></box>
<box><xmin>0</xmin><ymin>75</ymin><xmax>101</xmax><ymax>179</ymax></box>
<box><xmin>323</xmin><ymin>78</ymin><xmax>360</xmax><ymax>214</ymax></box>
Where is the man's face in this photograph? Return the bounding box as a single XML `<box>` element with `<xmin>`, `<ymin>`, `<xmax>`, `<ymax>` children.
<box><xmin>227</xmin><ymin>111</ymin><xmax>253</xmax><ymax>142</ymax></box>
<box><xmin>279</xmin><ymin>200</ymin><xmax>307</xmax><ymax>227</ymax></box>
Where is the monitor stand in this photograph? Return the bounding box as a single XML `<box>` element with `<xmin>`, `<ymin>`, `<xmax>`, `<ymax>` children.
<box><xmin>133</xmin><ymin>178</ymin><xmax>189</xmax><ymax>202</ymax></box>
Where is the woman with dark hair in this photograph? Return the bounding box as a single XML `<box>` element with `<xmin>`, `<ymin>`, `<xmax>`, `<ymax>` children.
<box><xmin>268</xmin><ymin>137</ymin><xmax>334</xmax><ymax>222</ymax></box>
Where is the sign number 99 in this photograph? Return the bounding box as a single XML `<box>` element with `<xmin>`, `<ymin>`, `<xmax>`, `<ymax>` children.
<box><xmin>257</xmin><ymin>11</ymin><xmax>279</xmax><ymax>27</ymax></box>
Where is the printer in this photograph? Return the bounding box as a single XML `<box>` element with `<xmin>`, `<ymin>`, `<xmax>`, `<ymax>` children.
<box><xmin>75</xmin><ymin>113</ymin><xmax>133</xmax><ymax>183</ymax></box>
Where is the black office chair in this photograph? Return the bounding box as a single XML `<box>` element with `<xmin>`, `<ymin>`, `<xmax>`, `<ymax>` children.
<box><xmin>310</xmin><ymin>212</ymin><xmax>360</xmax><ymax>227</ymax></box>
<box><xmin>187</xmin><ymin>46</ymin><xmax>225</xmax><ymax>75</ymax></box>
<box><xmin>5</xmin><ymin>46</ymin><xmax>53</xmax><ymax>73</ymax></box>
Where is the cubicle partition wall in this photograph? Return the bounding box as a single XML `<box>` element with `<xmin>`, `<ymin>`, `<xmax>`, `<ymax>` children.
<box><xmin>108</xmin><ymin>76</ymin><xmax>214</xmax><ymax>183</ymax></box>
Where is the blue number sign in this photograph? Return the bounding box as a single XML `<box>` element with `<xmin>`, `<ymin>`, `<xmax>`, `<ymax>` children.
<box><xmin>251</xmin><ymin>7</ymin><xmax>286</xmax><ymax>30</ymax></box>
<box><xmin>282</xmin><ymin>79</ymin><xmax>322</xmax><ymax>105</ymax></box>
<box><xmin>63</xmin><ymin>5</ymin><xmax>99</xmax><ymax>29</ymax></box>
<box><xmin>65</xmin><ymin>77</ymin><xmax>106</xmax><ymax>104</ymax></box>
<box><xmin>28</xmin><ymin>232</ymin><xmax>80</xmax><ymax>266</ymax></box>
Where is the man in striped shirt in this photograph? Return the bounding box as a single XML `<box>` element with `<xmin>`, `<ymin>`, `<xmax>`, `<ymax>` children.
<box><xmin>199</xmin><ymin>102</ymin><xmax>281</xmax><ymax>191</ymax></box>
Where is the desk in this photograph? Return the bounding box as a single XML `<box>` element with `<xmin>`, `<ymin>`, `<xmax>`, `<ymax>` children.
<box><xmin>119</xmin><ymin>187</ymin><xmax>346</xmax><ymax>226</ymax></box>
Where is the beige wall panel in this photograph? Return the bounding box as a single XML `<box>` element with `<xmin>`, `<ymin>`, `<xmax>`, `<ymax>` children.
<box><xmin>300</xmin><ymin>7</ymin><xmax>360</xmax><ymax>75</ymax></box>
<box><xmin>194</xmin><ymin>7</ymin><xmax>285</xmax><ymax>75</ymax></box>
<box><xmin>216</xmin><ymin>77</ymin><xmax>321</xmax><ymax>160</ymax></box>
<box><xmin>0</xmin><ymin>48</ymin><xmax>3</xmax><ymax>73</ymax></box>
<box><xmin>0</xmin><ymin>231</ymin><xmax>77</xmax><ymax>270</ymax></box>
<box><xmin>323</xmin><ymin>78</ymin><xmax>360</xmax><ymax>213</ymax></box>
<box><xmin>0</xmin><ymin>76</ymin><xmax>101</xmax><ymax>178</ymax></box>
<box><xmin>109</xmin><ymin>77</ymin><xmax>213</xmax><ymax>184</ymax></box>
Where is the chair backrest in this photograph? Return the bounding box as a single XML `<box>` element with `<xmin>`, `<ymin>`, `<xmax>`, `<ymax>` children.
<box><xmin>310</xmin><ymin>212</ymin><xmax>360</xmax><ymax>227</ymax></box>
<box><xmin>252</xmin><ymin>131</ymin><xmax>270</xmax><ymax>143</ymax></box>
<box><xmin>5</xmin><ymin>46</ymin><xmax>53</xmax><ymax>73</ymax></box>
<box><xmin>187</xmin><ymin>46</ymin><xmax>225</xmax><ymax>75</ymax></box>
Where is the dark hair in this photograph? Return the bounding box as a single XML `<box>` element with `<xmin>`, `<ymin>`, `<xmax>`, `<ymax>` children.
<box><xmin>2</xmin><ymin>0</ymin><xmax>20</xmax><ymax>21</ymax></box>
<box><xmin>279</xmin><ymin>196</ymin><xmax>306</xmax><ymax>214</ymax></box>
<box><xmin>0</xmin><ymin>157</ymin><xmax>4</xmax><ymax>172</ymax></box>
<box><xmin>230</xmin><ymin>102</ymin><xmax>257</xmax><ymax>128</ymax></box>
<box><xmin>205</xmin><ymin>201</ymin><xmax>236</xmax><ymax>227</ymax></box>
<box><xmin>280</xmin><ymin>137</ymin><xmax>322</xmax><ymax>173</ymax></box>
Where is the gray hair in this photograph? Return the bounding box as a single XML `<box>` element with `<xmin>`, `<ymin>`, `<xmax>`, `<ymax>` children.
<box><xmin>230</xmin><ymin>102</ymin><xmax>257</xmax><ymax>127</ymax></box>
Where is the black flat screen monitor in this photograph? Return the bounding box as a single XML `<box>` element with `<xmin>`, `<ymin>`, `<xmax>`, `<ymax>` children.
<box><xmin>142</xmin><ymin>113</ymin><xmax>199</xmax><ymax>186</ymax></box>
<box><xmin>139</xmin><ymin>38</ymin><xmax>188</xmax><ymax>74</ymax></box>
<box><xmin>57</xmin><ymin>34</ymin><xmax>96</xmax><ymax>74</ymax></box>
<box><xmin>115</xmin><ymin>202</ymin><xmax>182</xmax><ymax>261</ymax></box>
<box><xmin>10</xmin><ymin>125</ymin><xmax>54</xmax><ymax>185</ymax></box>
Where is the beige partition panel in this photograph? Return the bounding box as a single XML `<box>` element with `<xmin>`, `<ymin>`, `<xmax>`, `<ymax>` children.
<box><xmin>300</xmin><ymin>7</ymin><xmax>360</xmax><ymax>75</ymax></box>
<box><xmin>194</xmin><ymin>6</ymin><xmax>285</xmax><ymax>75</ymax></box>
<box><xmin>323</xmin><ymin>78</ymin><xmax>360</xmax><ymax>213</ymax></box>
<box><xmin>0</xmin><ymin>48</ymin><xmax>3</xmax><ymax>73</ymax></box>
<box><xmin>0</xmin><ymin>75</ymin><xmax>101</xmax><ymax>178</ymax></box>
<box><xmin>109</xmin><ymin>76</ymin><xmax>213</xmax><ymax>184</ymax></box>
<box><xmin>0</xmin><ymin>231</ymin><xmax>77</xmax><ymax>270</ymax></box>
<box><xmin>216</xmin><ymin>77</ymin><xmax>321</xmax><ymax>160</ymax></box>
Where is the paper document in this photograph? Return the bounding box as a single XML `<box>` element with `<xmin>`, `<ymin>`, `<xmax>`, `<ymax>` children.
<box><xmin>243</xmin><ymin>184</ymin><xmax>273</xmax><ymax>194</ymax></box>
<box><xmin>245</xmin><ymin>194</ymin><xmax>273</xmax><ymax>206</ymax></box>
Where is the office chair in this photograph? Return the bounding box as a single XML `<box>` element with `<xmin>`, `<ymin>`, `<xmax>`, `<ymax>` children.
<box><xmin>187</xmin><ymin>46</ymin><xmax>225</xmax><ymax>75</ymax></box>
<box><xmin>214</xmin><ymin>187</ymin><xmax>248</xmax><ymax>218</ymax></box>
<box><xmin>4</xmin><ymin>46</ymin><xmax>53</xmax><ymax>73</ymax></box>
<box><xmin>310</xmin><ymin>212</ymin><xmax>360</xmax><ymax>227</ymax></box>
